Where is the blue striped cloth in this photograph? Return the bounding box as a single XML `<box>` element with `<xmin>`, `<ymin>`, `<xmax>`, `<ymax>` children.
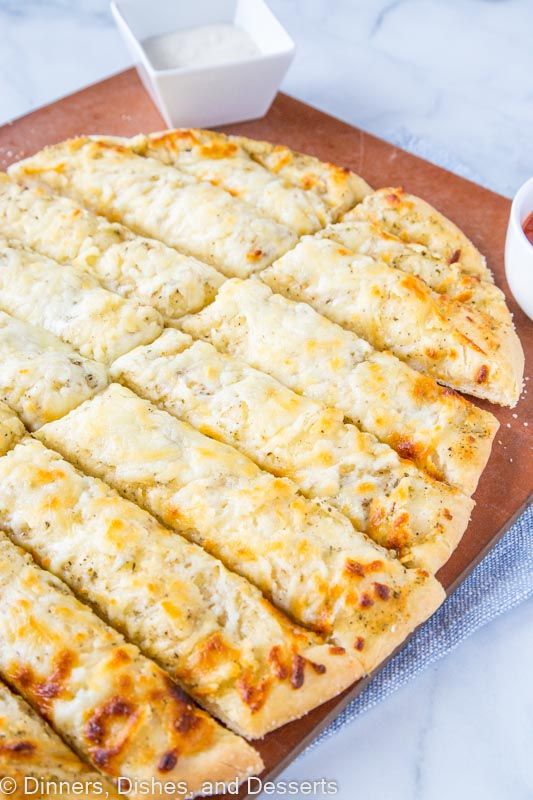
<box><xmin>305</xmin><ymin>503</ymin><xmax>532</xmax><ymax>751</ymax></box>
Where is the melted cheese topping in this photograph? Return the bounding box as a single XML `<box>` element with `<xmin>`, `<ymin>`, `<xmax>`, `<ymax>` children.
<box><xmin>0</xmin><ymin>311</ymin><xmax>108</xmax><ymax>430</ymax></box>
<box><xmin>0</xmin><ymin>401</ymin><xmax>25</xmax><ymax>456</ymax></box>
<box><xmin>0</xmin><ymin>239</ymin><xmax>163</xmax><ymax>364</ymax></box>
<box><xmin>0</xmin><ymin>534</ymin><xmax>262</xmax><ymax>788</ymax></box>
<box><xmin>37</xmin><ymin>384</ymin><xmax>444</xmax><ymax>672</ymax></box>
<box><xmin>180</xmin><ymin>279</ymin><xmax>498</xmax><ymax>494</ymax></box>
<box><xmin>0</xmin><ymin>175</ymin><xmax>224</xmax><ymax>323</ymax></box>
<box><xmin>0</xmin><ymin>438</ymin><xmax>360</xmax><ymax>737</ymax></box>
<box><xmin>0</xmin><ymin>680</ymin><xmax>112</xmax><ymax>796</ymax></box>
<box><xmin>232</xmin><ymin>134</ymin><xmax>373</xmax><ymax>218</ymax></box>
<box><xmin>112</xmin><ymin>329</ymin><xmax>473</xmax><ymax>572</ymax></box>
<box><xmin>128</xmin><ymin>129</ymin><xmax>330</xmax><ymax>235</ymax></box>
<box><xmin>346</xmin><ymin>187</ymin><xmax>491</xmax><ymax>280</ymax></box>
<box><xmin>318</xmin><ymin>218</ymin><xmax>512</xmax><ymax>325</ymax></box>
<box><xmin>263</xmin><ymin>237</ymin><xmax>523</xmax><ymax>405</ymax></box>
<box><xmin>10</xmin><ymin>139</ymin><xmax>297</xmax><ymax>278</ymax></box>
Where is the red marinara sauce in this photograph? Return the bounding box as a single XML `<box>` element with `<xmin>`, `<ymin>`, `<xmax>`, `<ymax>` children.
<box><xmin>523</xmin><ymin>212</ymin><xmax>533</xmax><ymax>245</ymax></box>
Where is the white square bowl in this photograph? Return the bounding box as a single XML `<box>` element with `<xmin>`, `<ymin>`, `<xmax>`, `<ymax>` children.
<box><xmin>111</xmin><ymin>0</ymin><xmax>295</xmax><ymax>128</ymax></box>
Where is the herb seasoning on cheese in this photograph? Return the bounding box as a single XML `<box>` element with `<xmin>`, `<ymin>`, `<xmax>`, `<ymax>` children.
<box><xmin>142</xmin><ymin>24</ymin><xmax>260</xmax><ymax>71</ymax></box>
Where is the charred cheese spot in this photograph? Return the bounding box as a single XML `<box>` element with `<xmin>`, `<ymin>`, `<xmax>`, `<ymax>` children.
<box><xmin>395</xmin><ymin>439</ymin><xmax>418</xmax><ymax>461</ymax></box>
<box><xmin>85</xmin><ymin>696</ymin><xmax>135</xmax><ymax>745</ymax></box>
<box><xmin>373</xmin><ymin>582</ymin><xmax>391</xmax><ymax>601</ymax></box>
<box><xmin>345</xmin><ymin>559</ymin><xmax>365</xmax><ymax>578</ymax></box>
<box><xmin>449</xmin><ymin>249</ymin><xmax>461</xmax><ymax>264</ymax></box>
<box><xmin>237</xmin><ymin>671</ymin><xmax>270</xmax><ymax>713</ymax></box>
<box><xmin>174</xmin><ymin>708</ymin><xmax>201</xmax><ymax>735</ymax></box>
<box><xmin>0</xmin><ymin>739</ymin><xmax>36</xmax><ymax>755</ymax></box>
<box><xmin>330</xmin><ymin>165</ymin><xmax>350</xmax><ymax>184</ymax></box>
<box><xmin>354</xmin><ymin>637</ymin><xmax>365</xmax><ymax>652</ymax></box>
<box><xmin>308</xmin><ymin>660</ymin><xmax>327</xmax><ymax>675</ymax></box>
<box><xmin>157</xmin><ymin>749</ymin><xmax>179</xmax><ymax>773</ymax></box>
<box><xmin>268</xmin><ymin>645</ymin><xmax>289</xmax><ymax>680</ymax></box>
<box><xmin>476</xmin><ymin>365</ymin><xmax>489</xmax><ymax>384</ymax></box>
<box><xmin>246</xmin><ymin>249</ymin><xmax>264</xmax><ymax>262</ymax></box>
<box><xmin>359</xmin><ymin>593</ymin><xmax>374</xmax><ymax>608</ymax></box>
<box><xmin>12</xmin><ymin>650</ymin><xmax>75</xmax><ymax>714</ymax></box>
<box><xmin>290</xmin><ymin>654</ymin><xmax>306</xmax><ymax>689</ymax></box>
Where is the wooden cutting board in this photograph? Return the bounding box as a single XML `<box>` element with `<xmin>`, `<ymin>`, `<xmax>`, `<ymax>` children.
<box><xmin>0</xmin><ymin>68</ymin><xmax>531</xmax><ymax>796</ymax></box>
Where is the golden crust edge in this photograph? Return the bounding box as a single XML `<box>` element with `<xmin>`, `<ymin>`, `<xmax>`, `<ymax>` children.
<box><xmin>175</xmin><ymin>734</ymin><xmax>264</xmax><ymax>798</ymax></box>
<box><xmin>401</xmin><ymin>494</ymin><xmax>475</xmax><ymax>574</ymax></box>
<box><xmin>359</xmin><ymin>574</ymin><xmax>445</xmax><ymax>674</ymax></box>
<box><xmin>197</xmin><ymin>644</ymin><xmax>364</xmax><ymax>740</ymax></box>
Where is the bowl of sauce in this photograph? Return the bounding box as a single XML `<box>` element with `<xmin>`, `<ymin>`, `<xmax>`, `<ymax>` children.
<box><xmin>505</xmin><ymin>176</ymin><xmax>533</xmax><ymax>320</ymax></box>
<box><xmin>111</xmin><ymin>0</ymin><xmax>295</xmax><ymax>128</ymax></box>
<box><xmin>522</xmin><ymin>211</ymin><xmax>533</xmax><ymax>247</ymax></box>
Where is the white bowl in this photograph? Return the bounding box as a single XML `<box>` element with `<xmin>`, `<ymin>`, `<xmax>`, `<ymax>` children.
<box><xmin>505</xmin><ymin>176</ymin><xmax>533</xmax><ymax>320</ymax></box>
<box><xmin>111</xmin><ymin>0</ymin><xmax>295</xmax><ymax>129</ymax></box>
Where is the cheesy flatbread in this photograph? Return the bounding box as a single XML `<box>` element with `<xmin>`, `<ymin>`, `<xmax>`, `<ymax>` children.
<box><xmin>0</xmin><ymin>534</ymin><xmax>262</xmax><ymax>795</ymax></box>
<box><xmin>315</xmin><ymin>218</ymin><xmax>512</xmax><ymax>326</ymax></box>
<box><xmin>37</xmin><ymin>384</ymin><xmax>445</xmax><ymax>673</ymax></box>
<box><xmin>112</xmin><ymin>329</ymin><xmax>473</xmax><ymax>571</ymax></box>
<box><xmin>0</xmin><ymin>680</ymin><xmax>114</xmax><ymax>798</ymax></box>
<box><xmin>0</xmin><ymin>310</ymin><xmax>108</xmax><ymax>430</ymax></box>
<box><xmin>262</xmin><ymin>237</ymin><xmax>524</xmax><ymax>406</ymax></box>
<box><xmin>0</xmin><ymin>438</ymin><xmax>361</xmax><ymax>738</ymax></box>
<box><xmin>0</xmin><ymin>238</ymin><xmax>163</xmax><ymax>364</ymax></box>
<box><xmin>346</xmin><ymin>187</ymin><xmax>491</xmax><ymax>280</ymax></box>
<box><xmin>0</xmin><ymin>174</ymin><xmax>224</xmax><ymax>323</ymax></box>
<box><xmin>10</xmin><ymin>139</ymin><xmax>297</xmax><ymax>278</ymax></box>
<box><xmin>180</xmin><ymin>280</ymin><xmax>498</xmax><ymax>494</ymax></box>
<box><xmin>120</xmin><ymin>129</ymin><xmax>331</xmax><ymax>235</ymax></box>
<box><xmin>0</xmin><ymin>402</ymin><xmax>24</xmax><ymax>456</ymax></box>
<box><xmin>231</xmin><ymin>134</ymin><xmax>372</xmax><ymax>218</ymax></box>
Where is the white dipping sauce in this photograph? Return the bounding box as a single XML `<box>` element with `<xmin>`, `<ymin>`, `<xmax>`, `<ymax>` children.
<box><xmin>142</xmin><ymin>24</ymin><xmax>260</xmax><ymax>70</ymax></box>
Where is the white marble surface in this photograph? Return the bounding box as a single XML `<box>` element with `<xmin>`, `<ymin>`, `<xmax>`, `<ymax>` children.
<box><xmin>0</xmin><ymin>1</ymin><xmax>531</xmax><ymax>798</ymax></box>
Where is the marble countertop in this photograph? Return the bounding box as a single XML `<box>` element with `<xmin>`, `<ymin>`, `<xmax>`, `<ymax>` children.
<box><xmin>0</xmin><ymin>1</ymin><xmax>531</xmax><ymax>798</ymax></box>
